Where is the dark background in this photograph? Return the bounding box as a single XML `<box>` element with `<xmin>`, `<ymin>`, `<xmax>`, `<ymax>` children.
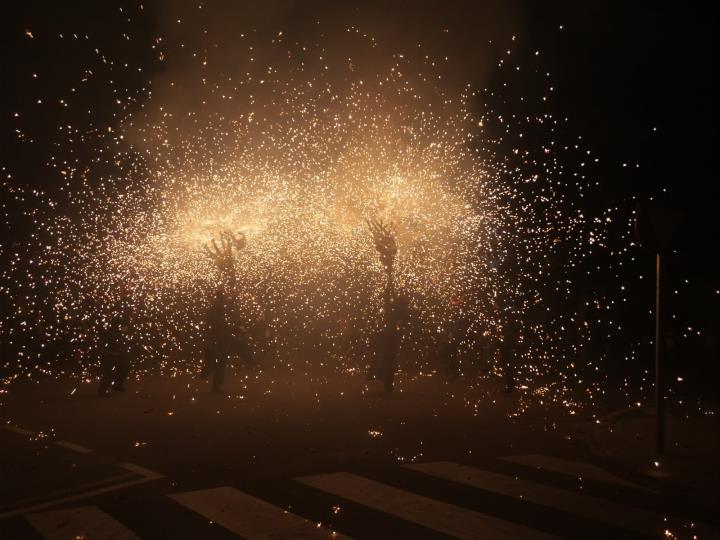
<box><xmin>3</xmin><ymin>2</ymin><xmax>715</xmax><ymax>260</ymax></box>
<box><xmin>1</xmin><ymin>1</ymin><xmax>717</xmax><ymax>396</ymax></box>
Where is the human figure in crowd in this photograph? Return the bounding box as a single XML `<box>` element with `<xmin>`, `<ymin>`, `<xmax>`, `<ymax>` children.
<box><xmin>97</xmin><ymin>288</ymin><xmax>132</xmax><ymax>396</ymax></box>
<box><xmin>202</xmin><ymin>230</ymin><xmax>254</xmax><ymax>393</ymax></box>
<box><xmin>201</xmin><ymin>286</ymin><xmax>232</xmax><ymax>394</ymax></box>
<box><xmin>375</xmin><ymin>282</ymin><xmax>410</xmax><ymax>392</ymax></box>
<box><xmin>366</xmin><ymin>218</ymin><xmax>410</xmax><ymax>393</ymax></box>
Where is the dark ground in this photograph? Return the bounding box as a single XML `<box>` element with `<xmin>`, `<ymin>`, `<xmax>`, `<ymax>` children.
<box><xmin>1</xmin><ymin>368</ymin><xmax>718</xmax><ymax>539</ymax></box>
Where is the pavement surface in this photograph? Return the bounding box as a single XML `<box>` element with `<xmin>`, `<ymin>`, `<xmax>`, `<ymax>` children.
<box><xmin>1</xmin><ymin>368</ymin><xmax>718</xmax><ymax>539</ymax></box>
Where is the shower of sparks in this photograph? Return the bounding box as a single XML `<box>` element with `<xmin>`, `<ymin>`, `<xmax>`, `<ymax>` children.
<box><xmin>0</xmin><ymin>9</ymin><xmax>631</xmax><ymax>409</ymax></box>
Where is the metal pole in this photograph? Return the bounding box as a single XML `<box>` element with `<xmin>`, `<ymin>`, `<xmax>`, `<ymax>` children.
<box><xmin>655</xmin><ymin>252</ymin><xmax>664</xmax><ymax>454</ymax></box>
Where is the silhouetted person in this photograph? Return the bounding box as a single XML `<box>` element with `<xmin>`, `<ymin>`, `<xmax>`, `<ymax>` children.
<box><xmin>366</xmin><ymin>218</ymin><xmax>408</xmax><ymax>393</ymax></box>
<box><xmin>97</xmin><ymin>303</ymin><xmax>131</xmax><ymax>396</ymax></box>
<box><xmin>372</xmin><ymin>283</ymin><xmax>409</xmax><ymax>393</ymax></box>
<box><xmin>202</xmin><ymin>287</ymin><xmax>231</xmax><ymax>394</ymax></box>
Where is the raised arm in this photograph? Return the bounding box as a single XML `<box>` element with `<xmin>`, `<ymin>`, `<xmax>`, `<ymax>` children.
<box><xmin>366</xmin><ymin>218</ymin><xmax>397</xmax><ymax>275</ymax></box>
<box><xmin>205</xmin><ymin>230</ymin><xmax>246</xmax><ymax>287</ymax></box>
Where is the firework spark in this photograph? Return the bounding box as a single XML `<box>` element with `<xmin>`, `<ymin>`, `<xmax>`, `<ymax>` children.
<box><xmin>1</xmin><ymin>7</ymin><xmax>618</xmax><ymax>409</ymax></box>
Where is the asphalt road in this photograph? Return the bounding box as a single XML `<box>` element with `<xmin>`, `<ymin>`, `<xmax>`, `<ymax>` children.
<box><xmin>1</xmin><ymin>370</ymin><xmax>717</xmax><ymax>539</ymax></box>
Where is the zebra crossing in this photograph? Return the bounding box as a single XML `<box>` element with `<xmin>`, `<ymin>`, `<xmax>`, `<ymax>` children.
<box><xmin>298</xmin><ymin>472</ymin><xmax>559</xmax><ymax>540</ymax></box>
<box><xmin>10</xmin><ymin>454</ymin><xmax>716</xmax><ymax>539</ymax></box>
<box><xmin>169</xmin><ymin>486</ymin><xmax>350</xmax><ymax>540</ymax></box>
<box><xmin>24</xmin><ymin>506</ymin><xmax>140</xmax><ymax>540</ymax></box>
<box><xmin>405</xmin><ymin>462</ymin><xmax>662</xmax><ymax>536</ymax></box>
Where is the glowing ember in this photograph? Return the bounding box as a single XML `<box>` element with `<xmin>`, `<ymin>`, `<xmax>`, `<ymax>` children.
<box><xmin>0</xmin><ymin>5</ymin><xmax>627</xmax><ymax>409</ymax></box>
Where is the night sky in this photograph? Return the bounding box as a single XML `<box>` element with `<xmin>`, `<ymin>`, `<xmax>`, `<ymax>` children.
<box><xmin>3</xmin><ymin>2</ymin><xmax>715</xmax><ymax>243</ymax></box>
<box><xmin>3</xmin><ymin>6</ymin><xmax>714</xmax><ymax>177</ymax></box>
<box><xmin>1</xmin><ymin>1</ymin><xmax>717</xmax><ymax>390</ymax></box>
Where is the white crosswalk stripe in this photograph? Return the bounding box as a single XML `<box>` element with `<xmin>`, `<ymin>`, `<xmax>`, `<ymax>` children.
<box><xmin>405</xmin><ymin>461</ymin><xmax>673</xmax><ymax>536</ymax></box>
<box><xmin>500</xmin><ymin>454</ymin><xmax>653</xmax><ymax>491</ymax></box>
<box><xmin>24</xmin><ymin>505</ymin><xmax>141</xmax><ymax>540</ymax></box>
<box><xmin>298</xmin><ymin>472</ymin><xmax>560</xmax><ymax>540</ymax></box>
<box><xmin>17</xmin><ymin>458</ymin><xmax>715</xmax><ymax>539</ymax></box>
<box><xmin>169</xmin><ymin>486</ymin><xmax>348</xmax><ymax>540</ymax></box>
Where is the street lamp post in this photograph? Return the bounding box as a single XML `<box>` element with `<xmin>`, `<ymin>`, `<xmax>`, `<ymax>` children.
<box><xmin>654</xmin><ymin>252</ymin><xmax>664</xmax><ymax>454</ymax></box>
<box><xmin>635</xmin><ymin>205</ymin><xmax>681</xmax><ymax>455</ymax></box>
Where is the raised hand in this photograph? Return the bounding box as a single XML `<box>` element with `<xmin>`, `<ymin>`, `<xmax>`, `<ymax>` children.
<box><xmin>204</xmin><ymin>230</ymin><xmax>246</xmax><ymax>282</ymax></box>
<box><xmin>367</xmin><ymin>218</ymin><xmax>397</xmax><ymax>274</ymax></box>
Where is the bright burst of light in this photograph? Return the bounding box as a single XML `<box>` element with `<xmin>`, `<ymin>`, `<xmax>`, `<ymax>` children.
<box><xmin>1</xmin><ymin>7</ymin><xmax>620</xmax><ymax>408</ymax></box>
